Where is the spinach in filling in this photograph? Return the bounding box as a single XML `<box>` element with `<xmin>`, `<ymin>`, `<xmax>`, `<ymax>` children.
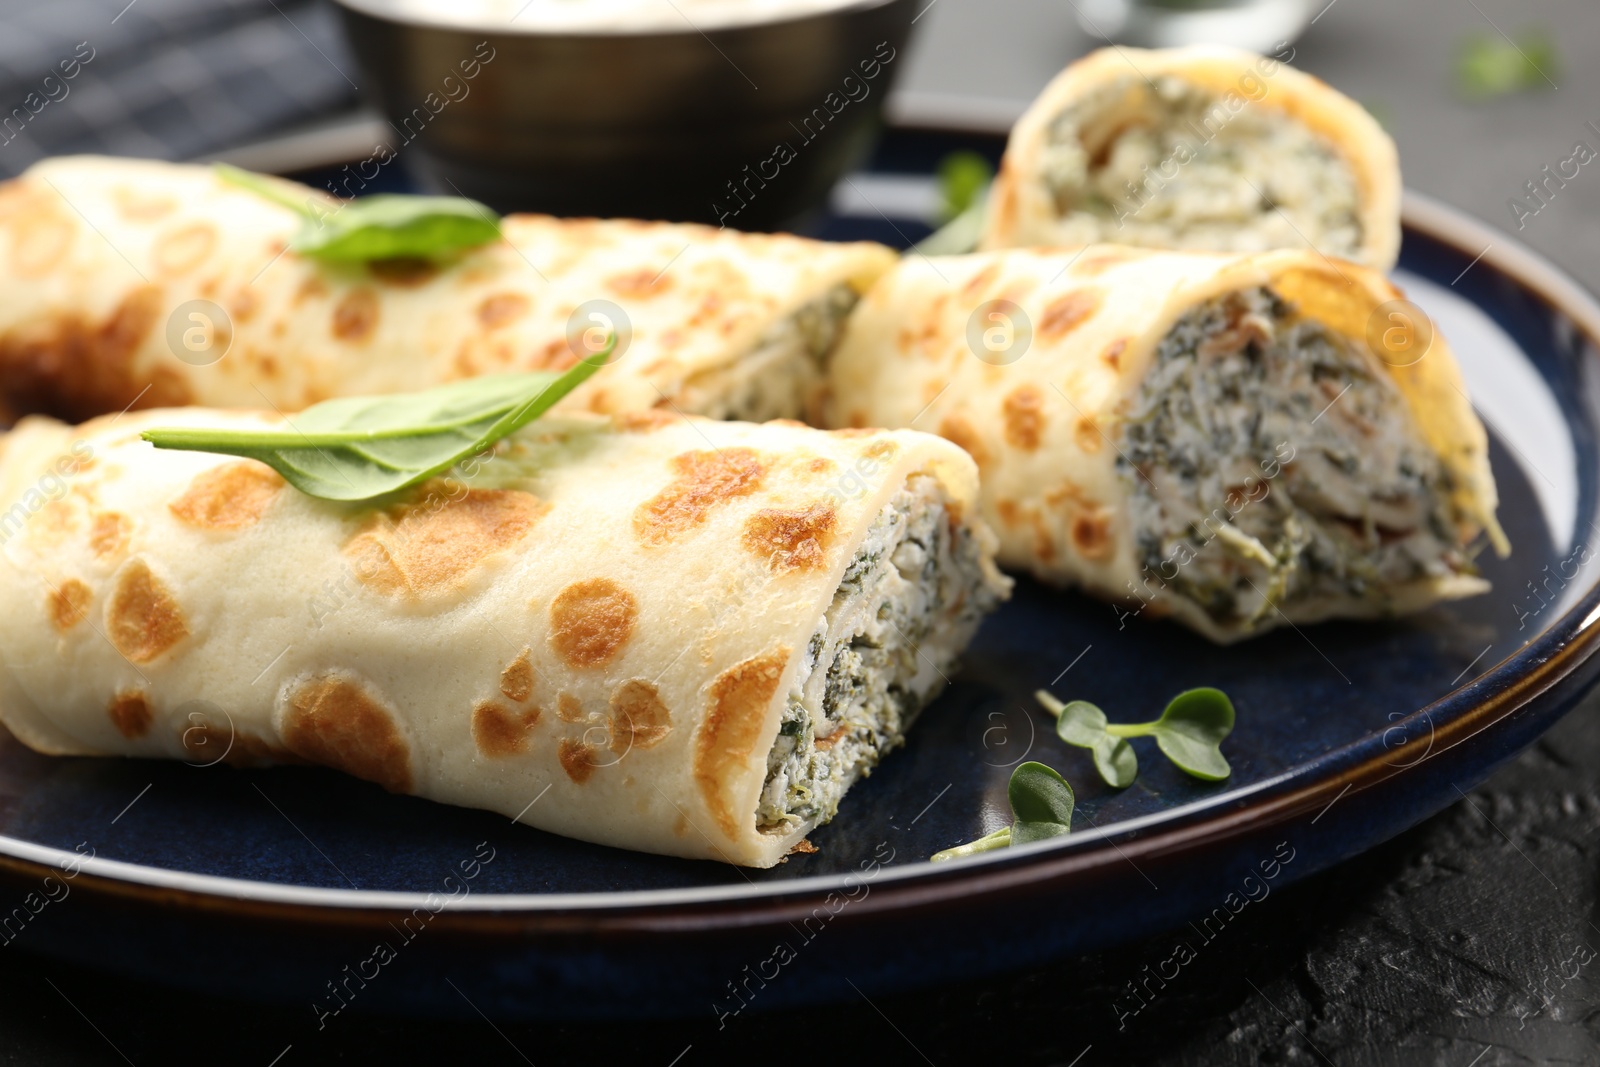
<box><xmin>756</xmin><ymin>475</ymin><xmax>1001</xmax><ymax>834</ymax></box>
<box><xmin>1117</xmin><ymin>287</ymin><xmax>1472</xmax><ymax>628</ymax></box>
<box><xmin>1037</xmin><ymin>75</ymin><xmax>1363</xmax><ymax>259</ymax></box>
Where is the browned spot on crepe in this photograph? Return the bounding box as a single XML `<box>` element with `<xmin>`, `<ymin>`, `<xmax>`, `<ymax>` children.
<box><xmin>169</xmin><ymin>462</ymin><xmax>284</xmax><ymax>531</ymax></box>
<box><xmin>477</xmin><ymin>292</ymin><xmax>530</xmax><ymax>329</ymax></box>
<box><xmin>634</xmin><ymin>448</ymin><xmax>765</xmax><ymax>545</ymax></box>
<box><xmin>500</xmin><ymin>648</ymin><xmax>535</xmax><ymax>703</ymax></box>
<box><xmin>1101</xmin><ymin>338</ymin><xmax>1128</xmax><ymax>370</ymax></box>
<box><xmin>694</xmin><ymin>646</ymin><xmax>789</xmax><ymax>839</ymax></box>
<box><xmin>331</xmin><ymin>287</ymin><xmax>379</xmax><ymax>342</ymax></box>
<box><xmin>556</xmin><ymin>692</ymin><xmax>585</xmax><ymax>723</ymax></box>
<box><xmin>110</xmin><ymin>187</ymin><xmax>176</xmax><ymax>222</ymax></box>
<box><xmin>283</xmin><ymin>674</ymin><xmax>412</xmax><ymax>793</ymax></box>
<box><xmin>1003</xmin><ymin>384</ymin><xmax>1046</xmax><ymax>451</ymax></box>
<box><xmin>558</xmin><ymin>737</ymin><xmax>600</xmax><ymax>784</ymax></box>
<box><xmin>1074</xmin><ymin>417</ymin><xmax>1104</xmax><ymax>454</ymax></box>
<box><xmin>347</xmin><ymin>488</ymin><xmax>547</xmax><ymax>599</ymax></box>
<box><xmin>960</xmin><ymin>263</ymin><xmax>1001</xmax><ymax>298</ymax></box>
<box><xmin>106</xmin><ymin>559</ymin><xmax>188</xmax><ymax>663</ymax></box>
<box><xmin>1038</xmin><ymin>289</ymin><xmax>1101</xmax><ymax>340</ymax></box>
<box><xmin>1071</xmin><ymin>510</ymin><xmax>1114</xmax><ymax>561</ymax></box>
<box><xmin>0</xmin><ymin>285</ymin><xmax>191</xmax><ymax>423</ymax></box>
<box><xmin>548</xmin><ymin>578</ymin><xmax>637</xmax><ymax>668</ymax></box>
<box><xmin>152</xmin><ymin>222</ymin><xmax>217</xmax><ymax>276</ymax></box>
<box><xmin>938</xmin><ymin>413</ymin><xmax>988</xmax><ymax>469</ymax></box>
<box><xmin>742</xmin><ymin>504</ymin><xmax>837</xmax><ymax>572</ymax></box>
<box><xmin>1075</xmin><ymin>250</ymin><xmax>1150</xmax><ymax>275</ymax></box>
<box><xmin>10</xmin><ymin>211</ymin><xmax>72</xmax><ymax>273</ymax></box>
<box><xmin>180</xmin><ymin>723</ymin><xmax>298</xmax><ymax>768</ymax></box>
<box><xmin>609</xmin><ymin>679</ymin><xmax>672</xmax><ymax>755</ymax></box>
<box><xmin>90</xmin><ymin>512</ymin><xmax>133</xmax><ymax>559</ymax></box>
<box><xmin>108</xmin><ymin>690</ymin><xmax>152</xmax><ymax>739</ymax></box>
<box><xmin>48</xmin><ymin>578</ymin><xmax>92</xmax><ymax>631</ymax></box>
<box><xmin>996</xmin><ymin>499</ymin><xmax>1020</xmax><ymax>527</ymax></box>
<box><xmin>607</xmin><ymin>268</ymin><xmax>672</xmax><ymax>299</ymax></box>
<box><xmin>1032</xmin><ymin>512</ymin><xmax>1056</xmax><ymax>564</ymax></box>
<box><xmin>611</xmin><ymin>409</ymin><xmax>679</xmax><ymax>433</ymax></box>
<box><xmin>472</xmin><ymin>700</ymin><xmax>541</xmax><ymax>758</ymax></box>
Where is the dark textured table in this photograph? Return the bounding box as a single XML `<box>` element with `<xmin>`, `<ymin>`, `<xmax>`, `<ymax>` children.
<box><xmin>3</xmin><ymin>706</ymin><xmax>1597</xmax><ymax>1065</ymax></box>
<box><xmin>3</xmin><ymin>0</ymin><xmax>1600</xmax><ymax>1064</ymax></box>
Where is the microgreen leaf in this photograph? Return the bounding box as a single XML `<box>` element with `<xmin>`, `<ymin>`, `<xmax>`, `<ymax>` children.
<box><xmin>912</xmin><ymin>151</ymin><xmax>993</xmax><ymax>257</ymax></box>
<box><xmin>141</xmin><ymin>340</ymin><xmax>611</xmax><ymax>502</ymax></box>
<box><xmin>1036</xmin><ymin>690</ymin><xmax>1137</xmax><ymax>788</ymax></box>
<box><xmin>1037</xmin><ymin>686</ymin><xmax>1234</xmax><ymax>783</ymax></box>
<box><xmin>1007</xmin><ymin>761</ymin><xmax>1075</xmax><ymax>846</ymax></box>
<box><xmin>1148</xmin><ymin>688</ymin><xmax>1235</xmax><ymax>781</ymax></box>
<box><xmin>216</xmin><ymin>163</ymin><xmax>502</xmax><ymax>262</ymax></box>
<box><xmin>931</xmin><ymin>761</ymin><xmax>1073</xmax><ymax>862</ymax></box>
<box><xmin>936</xmin><ymin>150</ymin><xmax>993</xmax><ymax>222</ymax></box>
<box><xmin>928</xmin><ymin>826</ymin><xmax>1010</xmax><ymax>862</ymax></box>
<box><xmin>1455</xmin><ymin>29</ymin><xmax>1559</xmax><ymax>99</ymax></box>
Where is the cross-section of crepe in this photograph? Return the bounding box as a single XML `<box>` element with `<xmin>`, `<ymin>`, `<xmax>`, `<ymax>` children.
<box><xmin>825</xmin><ymin>245</ymin><xmax>1504</xmax><ymax>643</ymax></box>
<box><xmin>0</xmin><ymin>409</ymin><xmax>1007</xmax><ymax>866</ymax></box>
<box><xmin>0</xmin><ymin>156</ymin><xmax>895</xmax><ymax>424</ymax></box>
<box><xmin>982</xmin><ymin>45</ymin><xmax>1400</xmax><ymax>271</ymax></box>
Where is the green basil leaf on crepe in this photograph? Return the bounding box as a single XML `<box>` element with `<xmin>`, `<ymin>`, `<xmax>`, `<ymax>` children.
<box><xmin>216</xmin><ymin>163</ymin><xmax>501</xmax><ymax>261</ymax></box>
<box><xmin>141</xmin><ymin>342</ymin><xmax>611</xmax><ymax>502</ymax></box>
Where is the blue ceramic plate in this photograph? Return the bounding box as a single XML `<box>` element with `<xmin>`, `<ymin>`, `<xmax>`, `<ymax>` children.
<box><xmin>1</xmin><ymin>172</ymin><xmax>1598</xmax><ymax>1022</ymax></box>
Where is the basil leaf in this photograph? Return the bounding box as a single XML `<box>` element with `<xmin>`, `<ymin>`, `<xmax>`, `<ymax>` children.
<box><xmin>215</xmin><ymin>163</ymin><xmax>325</xmax><ymax>216</ymax></box>
<box><xmin>292</xmin><ymin>195</ymin><xmax>501</xmax><ymax>262</ymax></box>
<box><xmin>216</xmin><ymin>163</ymin><xmax>501</xmax><ymax>262</ymax></box>
<box><xmin>142</xmin><ymin>342</ymin><xmax>610</xmax><ymax>502</ymax></box>
<box><xmin>1150</xmin><ymin>687</ymin><xmax>1235</xmax><ymax>781</ymax></box>
<box><xmin>1036</xmin><ymin>691</ymin><xmax>1137</xmax><ymax>789</ymax></box>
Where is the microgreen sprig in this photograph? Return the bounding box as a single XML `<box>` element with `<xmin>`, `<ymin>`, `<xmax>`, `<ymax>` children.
<box><xmin>216</xmin><ymin>163</ymin><xmax>502</xmax><ymax>262</ymax></box>
<box><xmin>931</xmin><ymin>761</ymin><xmax>1074</xmax><ymax>862</ymax></box>
<box><xmin>1036</xmin><ymin>687</ymin><xmax>1235</xmax><ymax>787</ymax></box>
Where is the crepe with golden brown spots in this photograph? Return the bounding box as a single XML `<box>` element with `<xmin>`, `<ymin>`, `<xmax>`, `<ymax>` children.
<box><xmin>0</xmin><ymin>407</ymin><xmax>1007</xmax><ymax>866</ymax></box>
<box><xmin>0</xmin><ymin>156</ymin><xmax>896</xmax><ymax>424</ymax></box>
<box><xmin>982</xmin><ymin>45</ymin><xmax>1401</xmax><ymax>271</ymax></box>
<box><xmin>826</xmin><ymin>246</ymin><xmax>1504</xmax><ymax>643</ymax></box>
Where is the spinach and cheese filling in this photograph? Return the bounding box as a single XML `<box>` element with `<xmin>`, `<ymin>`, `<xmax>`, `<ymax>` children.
<box><xmin>679</xmin><ymin>284</ymin><xmax>860</xmax><ymax>422</ymax></box>
<box><xmin>757</xmin><ymin>474</ymin><xmax>1002</xmax><ymax>834</ymax></box>
<box><xmin>1118</xmin><ymin>287</ymin><xmax>1474</xmax><ymax>630</ymax></box>
<box><xmin>1037</xmin><ymin>75</ymin><xmax>1362</xmax><ymax>258</ymax></box>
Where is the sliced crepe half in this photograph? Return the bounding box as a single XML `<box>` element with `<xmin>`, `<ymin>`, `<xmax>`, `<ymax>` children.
<box><xmin>0</xmin><ymin>409</ymin><xmax>1008</xmax><ymax>866</ymax></box>
<box><xmin>0</xmin><ymin>156</ymin><xmax>895</xmax><ymax>424</ymax></box>
<box><xmin>982</xmin><ymin>45</ymin><xmax>1401</xmax><ymax>271</ymax></box>
<box><xmin>826</xmin><ymin>245</ymin><xmax>1504</xmax><ymax>643</ymax></box>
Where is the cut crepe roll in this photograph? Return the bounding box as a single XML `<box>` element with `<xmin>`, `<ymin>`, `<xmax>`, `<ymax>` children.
<box><xmin>0</xmin><ymin>156</ymin><xmax>895</xmax><ymax>424</ymax></box>
<box><xmin>0</xmin><ymin>409</ymin><xmax>1008</xmax><ymax>867</ymax></box>
<box><xmin>981</xmin><ymin>45</ymin><xmax>1400</xmax><ymax>271</ymax></box>
<box><xmin>825</xmin><ymin>245</ymin><xmax>1505</xmax><ymax>644</ymax></box>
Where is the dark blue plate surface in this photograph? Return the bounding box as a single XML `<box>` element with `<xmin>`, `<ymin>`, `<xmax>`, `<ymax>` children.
<box><xmin>2</xmin><ymin>179</ymin><xmax>1598</xmax><ymax>1023</ymax></box>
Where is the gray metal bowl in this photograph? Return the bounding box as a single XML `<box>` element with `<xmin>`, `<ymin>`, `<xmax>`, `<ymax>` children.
<box><xmin>331</xmin><ymin>0</ymin><xmax>918</xmax><ymax>228</ymax></box>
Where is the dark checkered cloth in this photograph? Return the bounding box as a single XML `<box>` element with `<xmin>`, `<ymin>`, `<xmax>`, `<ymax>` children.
<box><xmin>0</xmin><ymin>0</ymin><xmax>360</xmax><ymax>176</ymax></box>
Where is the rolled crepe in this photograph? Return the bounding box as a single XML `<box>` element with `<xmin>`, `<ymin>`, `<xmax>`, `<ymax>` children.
<box><xmin>0</xmin><ymin>156</ymin><xmax>895</xmax><ymax>424</ymax></box>
<box><xmin>0</xmin><ymin>408</ymin><xmax>1007</xmax><ymax>866</ymax></box>
<box><xmin>981</xmin><ymin>45</ymin><xmax>1400</xmax><ymax>271</ymax></box>
<box><xmin>825</xmin><ymin>245</ymin><xmax>1505</xmax><ymax>643</ymax></box>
